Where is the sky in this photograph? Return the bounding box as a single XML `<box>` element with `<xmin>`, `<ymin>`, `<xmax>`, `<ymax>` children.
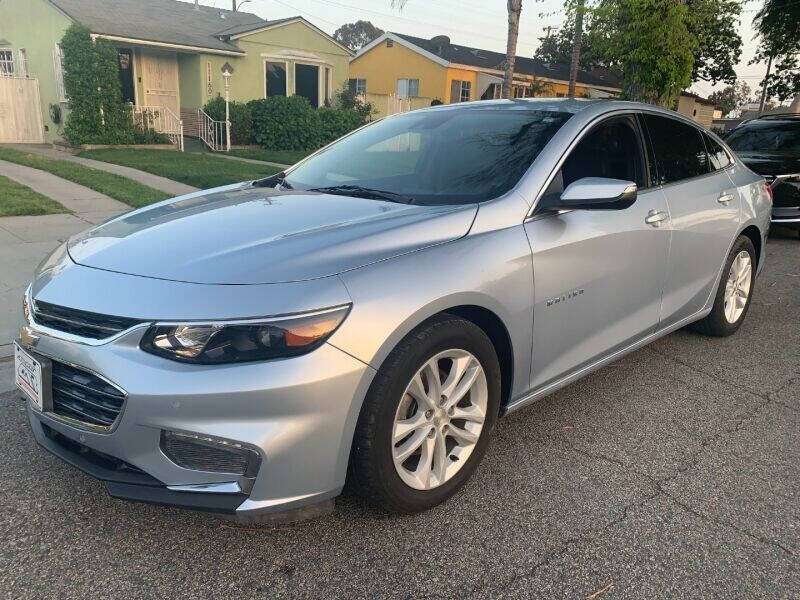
<box><xmin>199</xmin><ymin>0</ymin><xmax>771</xmax><ymax>100</ymax></box>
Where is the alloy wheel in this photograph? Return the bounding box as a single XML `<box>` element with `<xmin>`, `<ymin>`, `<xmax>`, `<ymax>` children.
<box><xmin>724</xmin><ymin>250</ymin><xmax>752</xmax><ymax>323</ymax></box>
<box><xmin>391</xmin><ymin>349</ymin><xmax>488</xmax><ymax>490</ymax></box>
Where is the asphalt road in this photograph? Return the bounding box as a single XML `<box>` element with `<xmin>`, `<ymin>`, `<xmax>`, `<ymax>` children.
<box><xmin>1</xmin><ymin>229</ymin><xmax>798</xmax><ymax>599</ymax></box>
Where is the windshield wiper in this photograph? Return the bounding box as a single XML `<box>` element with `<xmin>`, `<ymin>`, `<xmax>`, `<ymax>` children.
<box><xmin>253</xmin><ymin>172</ymin><xmax>293</xmax><ymax>189</ymax></box>
<box><xmin>308</xmin><ymin>185</ymin><xmax>415</xmax><ymax>204</ymax></box>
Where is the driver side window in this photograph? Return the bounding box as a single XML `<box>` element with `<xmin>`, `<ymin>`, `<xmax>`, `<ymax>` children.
<box><xmin>542</xmin><ymin>117</ymin><xmax>645</xmax><ymax>205</ymax></box>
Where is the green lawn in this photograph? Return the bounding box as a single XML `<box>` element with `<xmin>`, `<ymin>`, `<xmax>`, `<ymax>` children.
<box><xmin>79</xmin><ymin>149</ymin><xmax>281</xmax><ymax>189</ymax></box>
<box><xmin>0</xmin><ymin>147</ymin><xmax>169</xmax><ymax>209</ymax></box>
<box><xmin>0</xmin><ymin>175</ymin><xmax>67</xmax><ymax>217</ymax></box>
<box><xmin>226</xmin><ymin>148</ymin><xmax>312</xmax><ymax>166</ymax></box>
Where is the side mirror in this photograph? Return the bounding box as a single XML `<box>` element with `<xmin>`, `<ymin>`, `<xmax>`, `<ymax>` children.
<box><xmin>555</xmin><ymin>177</ymin><xmax>637</xmax><ymax>211</ymax></box>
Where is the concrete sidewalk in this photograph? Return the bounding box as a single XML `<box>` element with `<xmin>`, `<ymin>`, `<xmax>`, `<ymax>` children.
<box><xmin>196</xmin><ymin>151</ymin><xmax>291</xmax><ymax>169</ymax></box>
<box><xmin>0</xmin><ymin>159</ymin><xmax>128</xmax><ymax>222</ymax></box>
<box><xmin>4</xmin><ymin>144</ymin><xmax>197</xmax><ymax>197</ymax></box>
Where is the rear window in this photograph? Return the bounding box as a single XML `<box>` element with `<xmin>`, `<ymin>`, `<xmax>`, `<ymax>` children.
<box><xmin>642</xmin><ymin>114</ymin><xmax>709</xmax><ymax>185</ymax></box>
<box><xmin>285</xmin><ymin>108</ymin><xmax>573</xmax><ymax>205</ymax></box>
<box><xmin>725</xmin><ymin>121</ymin><xmax>800</xmax><ymax>154</ymax></box>
<box><xmin>704</xmin><ymin>133</ymin><xmax>732</xmax><ymax>170</ymax></box>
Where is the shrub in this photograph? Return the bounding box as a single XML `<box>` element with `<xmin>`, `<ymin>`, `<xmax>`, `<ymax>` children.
<box><xmin>248</xmin><ymin>96</ymin><xmax>321</xmax><ymax>150</ymax></box>
<box><xmin>318</xmin><ymin>107</ymin><xmax>364</xmax><ymax>146</ymax></box>
<box><xmin>203</xmin><ymin>96</ymin><xmax>253</xmax><ymax>145</ymax></box>
<box><xmin>61</xmin><ymin>24</ymin><xmax>136</xmax><ymax>145</ymax></box>
<box><xmin>330</xmin><ymin>85</ymin><xmax>375</xmax><ymax>124</ymax></box>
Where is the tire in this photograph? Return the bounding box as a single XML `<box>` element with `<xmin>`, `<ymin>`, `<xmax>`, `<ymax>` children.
<box><xmin>348</xmin><ymin>314</ymin><xmax>502</xmax><ymax>513</ymax></box>
<box><xmin>689</xmin><ymin>235</ymin><xmax>756</xmax><ymax>337</ymax></box>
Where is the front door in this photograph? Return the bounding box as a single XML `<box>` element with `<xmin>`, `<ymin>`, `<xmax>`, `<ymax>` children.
<box><xmin>141</xmin><ymin>51</ymin><xmax>179</xmax><ymax>116</ymax></box>
<box><xmin>295</xmin><ymin>63</ymin><xmax>319</xmax><ymax>107</ymax></box>
<box><xmin>524</xmin><ymin>115</ymin><xmax>671</xmax><ymax>390</ymax></box>
<box><xmin>640</xmin><ymin>114</ymin><xmax>741</xmax><ymax>328</ymax></box>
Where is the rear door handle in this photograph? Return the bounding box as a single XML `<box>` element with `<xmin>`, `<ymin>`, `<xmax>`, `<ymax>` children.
<box><xmin>645</xmin><ymin>209</ymin><xmax>668</xmax><ymax>227</ymax></box>
<box><xmin>718</xmin><ymin>192</ymin><xmax>735</xmax><ymax>205</ymax></box>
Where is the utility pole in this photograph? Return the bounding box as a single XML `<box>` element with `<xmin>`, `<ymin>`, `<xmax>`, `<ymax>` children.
<box><xmin>568</xmin><ymin>0</ymin><xmax>585</xmax><ymax>98</ymax></box>
<box><xmin>758</xmin><ymin>55</ymin><xmax>772</xmax><ymax>115</ymax></box>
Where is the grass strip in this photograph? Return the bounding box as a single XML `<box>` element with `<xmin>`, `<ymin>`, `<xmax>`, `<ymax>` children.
<box><xmin>0</xmin><ymin>147</ymin><xmax>170</xmax><ymax>208</ymax></box>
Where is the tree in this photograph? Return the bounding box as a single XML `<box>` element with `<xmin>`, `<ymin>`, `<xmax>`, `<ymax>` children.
<box><xmin>568</xmin><ymin>0</ymin><xmax>586</xmax><ymax>97</ymax></box>
<box><xmin>60</xmin><ymin>23</ymin><xmax>135</xmax><ymax>145</ymax></box>
<box><xmin>333</xmin><ymin>20</ymin><xmax>384</xmax><ymax>51</ymax></box>
<box><xmin>707</xmin><ymin>81</ymin><xmax>752</xmax><ymax>116</ymax></box>
<box><xmin>590</xmin><ymin>0</ymin><xmax>695</xmax><ymax>105</ymax></box>
<box><xmin>752</xmin><ymin>0</ymin><xmax>800</xmax><ymax>103</ymax></box>
<box><xmin>685</xmin><ymin>0</ymin><xmax>742</xmax><ymax>85</ymax></box>
<box><xmin>391</xmin><ymin>0</ymin><xmax>523</xmax><ymax>99</ymax></box>
<box><xmin>534</xmin><ymin>20</ymin><xmax>596</xmax><ymax>69</ymax></box>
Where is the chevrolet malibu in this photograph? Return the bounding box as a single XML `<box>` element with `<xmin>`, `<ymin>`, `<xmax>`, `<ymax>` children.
<box><xmin>16</xmin><ymin>99</ymin><xmax>772</xmax><ymax>519</ymax></box>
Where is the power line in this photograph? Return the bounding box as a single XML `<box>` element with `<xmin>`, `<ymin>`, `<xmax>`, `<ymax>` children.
<box><xmin>266</xmin><ymin>0</ymin><xmax>340</xmax><ymax>27</ymax></box>
<box><xmin>297</xmin><ymin>0</ymin><xmax>512</xmax><ymax>45</ymax></box>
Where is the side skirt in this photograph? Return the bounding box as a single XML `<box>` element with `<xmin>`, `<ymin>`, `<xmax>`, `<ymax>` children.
<box><xmin>501</xmin><ymin>306</ymin><xmax>712</xmax><ymax>416</ymax></box>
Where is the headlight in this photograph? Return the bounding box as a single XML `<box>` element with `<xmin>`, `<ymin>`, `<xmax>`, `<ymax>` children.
<box><xmin>140</xmin><ymin>305</ymin><xmax>350</xmax><ymax>364</ymax></box>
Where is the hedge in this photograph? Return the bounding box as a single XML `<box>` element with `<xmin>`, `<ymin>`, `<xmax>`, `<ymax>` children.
<box><xmin>202</xmin><ymin>92</ymin><xmax>371</xmax><ymax>152</ymax></box>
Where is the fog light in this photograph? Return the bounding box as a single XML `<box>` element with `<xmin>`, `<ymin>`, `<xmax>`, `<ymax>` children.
<box><xmin>160</xmin><ymin>431</ymin><xmax>261</xmax><ymax>477</ymax></box>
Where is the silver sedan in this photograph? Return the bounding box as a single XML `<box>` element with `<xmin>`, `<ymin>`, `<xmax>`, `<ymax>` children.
<box><xmin>16</xmin><ymin>99</ymin><xmax>772</xmax><ymax>518</ymax></box>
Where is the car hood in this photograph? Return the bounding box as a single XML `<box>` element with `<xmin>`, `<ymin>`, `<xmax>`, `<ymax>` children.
<box><xmin>67</xmin><ymin>184</ymin><xmax>478</xmax><ymax>284</ymax></box>
<box><xmin>735</xmin><ymin>151</ymin><xmax>800</xmax><ymax>177</ymax></box>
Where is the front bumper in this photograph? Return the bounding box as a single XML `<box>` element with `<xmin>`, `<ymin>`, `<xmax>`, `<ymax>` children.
<box><xmin>21</xmin><ymin>325</ymin><xmax>375</xmax><ymax>517</ymax></box>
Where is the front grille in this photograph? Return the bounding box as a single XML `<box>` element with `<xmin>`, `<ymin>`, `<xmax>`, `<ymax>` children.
<box><xmin>161</xmin><ymin>431</ymin><xmax>261</xmax><ymax>476</ymax></box>
<box><xmin>51</xmin><ymin>361</ymin><xmax>126</xmax><ymax>430</ymax></box>
<box><xmin>33</xmin><ymin>300</ymin><xmax>142</xmax><ymax>339</ymax></box>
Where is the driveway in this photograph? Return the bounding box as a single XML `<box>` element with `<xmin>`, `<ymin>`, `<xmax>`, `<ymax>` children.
<box><xmin>0</xmin><ymin>230</ymin><xmax>797</xmax><ymax>599</ymax></box>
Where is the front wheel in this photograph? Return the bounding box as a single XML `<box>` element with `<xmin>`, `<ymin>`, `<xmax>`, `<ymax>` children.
<box><xmin>689</xmin><ymin>235</ymin><xmax>756</xmax><ymax>337</ymax></box>
<box><xmin>348</xmin><ymin>315</ymin><xmax>501</xmax><ymax>513</ymax></box>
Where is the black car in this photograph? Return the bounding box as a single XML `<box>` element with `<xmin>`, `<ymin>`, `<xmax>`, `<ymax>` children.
<box><xmin>726</xmin><ymin>114</ymin><xmax>800</xmax><ymax>236</ymax></box>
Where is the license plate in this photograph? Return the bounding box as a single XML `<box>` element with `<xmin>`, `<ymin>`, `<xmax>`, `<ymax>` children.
<box><xmin>14</xmin><ymin>342</ymin><xmax>49</xmax><ymax>411</ymax></box>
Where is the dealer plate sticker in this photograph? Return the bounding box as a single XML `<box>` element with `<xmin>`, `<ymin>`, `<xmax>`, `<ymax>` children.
<box><xmin>14</xmin><ymin>342</ymin><xmax>43</xmax><ymax>411</ymax></box>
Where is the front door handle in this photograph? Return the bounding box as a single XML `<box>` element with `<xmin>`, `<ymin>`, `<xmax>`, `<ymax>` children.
<box><xmin>718</xmin><ymin>192</ymin><xmax>735</xmax><ymax>205</ymax></box>
<box><xmin>645</xmin><ymin>209</ymin><xmax>668</xmax><ymax>227</ymax></box>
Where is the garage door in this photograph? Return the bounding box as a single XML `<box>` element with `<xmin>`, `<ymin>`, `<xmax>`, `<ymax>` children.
<box><xmin>0</xmin><ymin>76</ymin><xmax>45</xmax><ymax>143</ymax></box>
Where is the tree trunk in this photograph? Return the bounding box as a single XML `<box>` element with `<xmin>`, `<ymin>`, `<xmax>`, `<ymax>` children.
<box><xmin>568</xmin><ymin>0</ymin><xmax>585</xmax><ymax>98</ymax></box>
<box><xmin>758</xmin><ymin>55</ymin><xmax>772</xmax><ymax>115</ymax></box>
<box><xmin>502</xmin><ymin>0</ymin><xmax>523</xmax><ymax>99</ymax></box>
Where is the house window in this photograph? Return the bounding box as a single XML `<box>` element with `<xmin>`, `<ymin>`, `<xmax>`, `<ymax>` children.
<box><xmin>459</xmin><ymin>80</ymin><xmax>471</xmax><ymax>102</ymax></box>
<box><xmin>18</xmin><ymin>48</ymin><xmax>29</xmax><ymax>77</ymax></box>
<box><xmin>0</xmin><ymin>49</ymin><xmax>14</xmax><ymax>76</ymax></box>
<box><xmin>265</xmin><ymin>61</ymin><xmax>286</xmax><ymax>97</ymax></box>
<box><xmin>53</xmin><ymin>44</ymin><xmax>67</xmax><ymax>101</ymax></box>
<box><xmin>348</xmin><ymin>78</ymin><xmax>367</xmax><ymax>95</ymax></box>
<box><xmin>397</xmin><ymin>78</ymin><xmax>419</xmax><ymax>99</ymax></box>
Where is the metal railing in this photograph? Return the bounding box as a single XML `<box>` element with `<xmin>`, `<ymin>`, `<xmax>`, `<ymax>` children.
<box><xmin>198</xmin><ymin>108</ymin><xmax>228</xmax><ymax>152</ymax></box>
<box><xmin>131</xmin><ymin>105</ymin><xmax>184</xmax><ymax>151</ymax></box>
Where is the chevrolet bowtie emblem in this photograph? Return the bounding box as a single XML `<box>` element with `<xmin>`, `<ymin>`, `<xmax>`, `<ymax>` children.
<box><xmin>20</xmin><ymin>327</ymin><xmax>39</xmax><ymax>347</ymax></box>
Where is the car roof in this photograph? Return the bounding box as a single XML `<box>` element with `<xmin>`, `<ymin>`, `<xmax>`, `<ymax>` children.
<box><xmin>402</xmin><ymin>98</ymin><xmax>706</xmax><ymax>130</ymax></box>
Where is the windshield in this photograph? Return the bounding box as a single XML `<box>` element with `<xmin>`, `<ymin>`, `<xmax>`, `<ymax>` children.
<box><xmin>726</xmin><ymin>121</ymin><xmax>800</xmax><ymax>154</ymax></box>
<box><xmin>283</xmin><ymin>108</ymin><xmax>573</xmax><ymax>205</ymax></box>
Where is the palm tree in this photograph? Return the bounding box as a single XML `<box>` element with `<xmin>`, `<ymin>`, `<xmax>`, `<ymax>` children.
<box><xmin>391</xmin><ymin>0</ymin><xmax>523</xmax><ymax>99</ymax></box>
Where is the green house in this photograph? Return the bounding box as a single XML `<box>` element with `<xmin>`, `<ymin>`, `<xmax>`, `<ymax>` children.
<box><xmin>0</xmin><ymin>0</ymin><xmax>353</xmax><ymax>144</ymax></box>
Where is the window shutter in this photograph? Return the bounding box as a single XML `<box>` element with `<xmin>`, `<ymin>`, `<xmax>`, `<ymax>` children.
<box><xmin>450</xmin><ymin>80</ymin><xmax>461</xmax><ymax>103</ymax></box>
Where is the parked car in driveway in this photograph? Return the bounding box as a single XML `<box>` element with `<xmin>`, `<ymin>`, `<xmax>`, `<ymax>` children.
<box><xmin>15</xmin><ymin>99</ymin><xmax>771</xmax><ymax>519</ymax></box>
<box><xmin>725</xmin><ymin>113</ymin><xmax>800</xmax><ymax>236</ymax></box>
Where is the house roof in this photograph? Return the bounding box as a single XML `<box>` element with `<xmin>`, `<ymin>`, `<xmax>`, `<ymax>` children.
<box><xmin>388</xmin><ymin>32</ymin><xmax>622</xmax><ymax>90</ymax></box>
<box><xmin>680</xmin><ymin>91</ymin><xmax>717</xmax><ymax>107</ymax></box>
<box><xmin>48</xmin><ymin>0</ymin><xmax>268</xmax><ymax>54</ymax></box>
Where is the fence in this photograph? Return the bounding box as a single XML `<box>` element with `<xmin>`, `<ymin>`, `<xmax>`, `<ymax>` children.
<box><xmin>132</xmin><ymin>104</ymin><xmax>184</xmax><ymax>151</ymax></box>
<box><xmin>197</xmin><ymin>108</ymin><xmax>228</xmax><ymax>152</ymax></box>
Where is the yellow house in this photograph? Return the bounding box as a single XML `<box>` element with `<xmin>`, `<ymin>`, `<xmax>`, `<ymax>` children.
<box><xmin>349</xmin><ymin>32</ymin><xmax>622</xmax><ymax>117</ymax></box>
<box><xmin>676</xmin><ymin>92</ymin><xmax>718</xmax><ymax>129</ymax></box>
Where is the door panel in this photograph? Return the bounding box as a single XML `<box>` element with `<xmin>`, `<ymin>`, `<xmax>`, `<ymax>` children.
<box><xmin>640</xmin><ymin>114</ymin><xmax>741</xmax><ymax>327</ymax></box>
<box><xmin>525</xmin><ymin>187</ymin><xmax>671</xmax><ymax>389</ymax></box>
<box><xmin>659</xmin><ymin>173</ymin><xmax>740</xmax><ymax>326</ymax></box>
